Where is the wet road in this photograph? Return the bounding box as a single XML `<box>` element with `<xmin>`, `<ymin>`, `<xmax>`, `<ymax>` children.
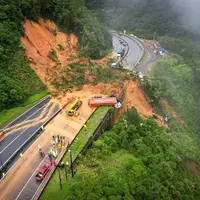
<box><xmin>0</xmin><ymin>98</ymin><xmax>60</xmax><ymax>173</ymax></box>
<box><xmin>112</xmin><ymin>33</ymin><xmax>143</xmax><ymax>70</ymax></box>
<box><xmin>112</xmin><ymin>32</ymin><xmax>157</xmax><ymax>74</ymax></box>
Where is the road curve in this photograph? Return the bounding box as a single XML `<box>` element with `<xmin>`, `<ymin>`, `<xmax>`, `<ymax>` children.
<box><xmin>112</xmin><ymin>33</ymin><xmax>143</xmax><ymax>70</ymax></box>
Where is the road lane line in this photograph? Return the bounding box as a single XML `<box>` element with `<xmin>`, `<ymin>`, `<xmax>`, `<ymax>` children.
<box><xmin>1</xmin><ymin>107</ymin><xmax>60</xmax><ymax>169</ymax></box>
<box><xmin>2</xmin><ymin>96</ymin><xmax>50</xmax><ymax>130</ymax></box>
<box><xmin>15</xmin><ymin>154</ymin><xmax>48</xmax><ymax>200</ymax></box>
<box><xmin>0</xmin><ymin>103</ymin><xmax>50</xmax><ymax>154</ymax></box>
<box><xmin>0</xmin><ymin>145</ymin><xmax>40</xmax><ymax>199</ymax></box>
<box><xmin>2</xmin><ymin>102</ymin><xmax>51</xmax><ymax>136</ymax></box>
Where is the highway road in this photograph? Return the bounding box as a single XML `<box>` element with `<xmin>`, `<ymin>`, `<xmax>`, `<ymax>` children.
<box><xmin>0</xmin><ymin>98</ymin><xmax>60</xmax><ymax>176</ymax></box>
<box><xmin>112</xmin><ymin>32</ymin><xmax>157</xmax><ymax>74</ymax></box>
<box><xmin>2</xmin><ymin>97</ymin><xmax>50</xmax><ymax>130</ymax></box>
<box><xmin>120</xmin><ymin>35</ymin><xmax>143</xmax><ymax>69</ymax></box>
<box><xmin>0</xmin><ymin>95</ymin><xmax>95</xmax><ymax>200</ymax></box>
<box><xmin>112</xmin><ymin>33</ymin><xmax>143</xmax><ymax>70</ymax></box>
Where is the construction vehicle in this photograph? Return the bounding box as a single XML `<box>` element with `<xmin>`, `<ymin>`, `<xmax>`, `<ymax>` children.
<box><xmin>66</xmin><ymin>98</ymin><xmax>82</xmax><ymax>116</ymax></box>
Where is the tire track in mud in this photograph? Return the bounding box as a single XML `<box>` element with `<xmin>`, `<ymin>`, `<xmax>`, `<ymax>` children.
<box><xmin>2</xmin><ymin>102</ymin><xmax>60</xmax><ymax>136</ymax></box>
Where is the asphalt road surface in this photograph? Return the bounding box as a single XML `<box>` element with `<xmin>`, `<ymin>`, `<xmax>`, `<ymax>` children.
<box><xmin>112</xmin><ymin>34</ymin><xmax>129</xmax><ymax>57</ymax></box>
<box><xmin>112</xmin><ymin>36</ymin><xmax>124</xmax><ymax>54</ymax></box>
<box><xmin>120</xmin><ymin>35</ymin><xmax>143</xmax><ymax>70</ymax></box>
<box><xmin>0</xmin><ymin>98</ymin><xmax>60</xmax><ymax>173</ymax></box>
<box><xmin>3</xmin><ymin>97</ymin><xmax>50</xmax><ymax>130</ymax></box>
<box><xmin>112</xmin><ymin>33</ymin><xmax>143</xmax><ymax>70</ymax></box>
<box><xmin>112</xmin><ymin>31</ymin><xmax>159</xmax><ymax>75</ymax></box>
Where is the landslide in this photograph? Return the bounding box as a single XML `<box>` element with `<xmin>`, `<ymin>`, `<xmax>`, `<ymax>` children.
<box><xmin>21</xmin><ymin>18</ymin><xmax>79</xmax><ymax>91</ymax></box>
<box><xmin>21</xmin><ymin>18</ymin><xmax>166</xmax><ymax>126</ymax></box>
<box><xmin>21</xmin><ymin>18</ymin><xmax>114</xmax><ymax>92</ymax></box>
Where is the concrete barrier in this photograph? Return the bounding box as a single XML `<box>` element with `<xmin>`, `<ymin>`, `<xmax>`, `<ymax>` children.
<box><xmin>0</xmin><ymin>106</ymin><xmax>62</xmax><ymax>180</ymax></box>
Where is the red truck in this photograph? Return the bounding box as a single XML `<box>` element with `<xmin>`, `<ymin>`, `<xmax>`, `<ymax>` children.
<box><xmin>88</xmin><ymin>97</ymin><xmax>117</xmax><ymax>107</ymax></box>
<box><xmin>35</xmin><ymin>163</ymin><xmax>51</xmax><ymax>181</ymax></box>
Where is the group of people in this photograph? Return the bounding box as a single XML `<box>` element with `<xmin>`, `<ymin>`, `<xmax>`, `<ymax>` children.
<box><xmin>51</xmin><ymin>135</ymin><xmax>66</xmax><ymax>147</ymax></box>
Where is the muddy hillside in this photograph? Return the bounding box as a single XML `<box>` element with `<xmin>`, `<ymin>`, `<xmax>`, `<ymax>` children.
<box><xmin>21</xmin><ymin>18</ymin><xmax>79</xmax><ymax>90</ymax></box>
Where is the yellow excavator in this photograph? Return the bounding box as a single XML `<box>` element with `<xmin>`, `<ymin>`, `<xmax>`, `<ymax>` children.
<box><xmin>66</xmin><ymin>98</ymin><xmax>82</xmax><ymax>117</ymax></box>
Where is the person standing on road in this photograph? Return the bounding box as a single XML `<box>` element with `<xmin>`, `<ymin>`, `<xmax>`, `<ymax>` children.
<box><xmin>48</xmin><ymin>153</ymin><xmax>53</xmax><ymax>160</ymax></box>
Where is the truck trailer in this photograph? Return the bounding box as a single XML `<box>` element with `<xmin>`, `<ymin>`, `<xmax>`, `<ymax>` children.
<box><xmin>88</xmin><ymin>97</ymin><xmax>117</xmax><ymax>107</ymax></box>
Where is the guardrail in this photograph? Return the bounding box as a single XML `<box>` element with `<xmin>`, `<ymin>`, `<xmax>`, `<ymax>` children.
<box><xmin>0</xmin><ymin>95</ymin><xmax>50</xmax><ymax>132</ymax></box>
<box><xmin>35</xmin><ymin>86</ymin><xmax>127</xmax><ymax>199</ymax></box>
<box><xmin>0</xmin><ymin>105</ymin><xmax>62</xmax><ymax>180</ymax></box>
<box><xmin>111</xmin><ymin>33</ymin><xmax>130</xmax><ymax>67</ymax></box>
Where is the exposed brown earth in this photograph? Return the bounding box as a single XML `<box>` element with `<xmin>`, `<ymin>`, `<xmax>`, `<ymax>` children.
<box><xmin>21</xmin><ymin>18</ymin><xmax>165</xmax><ymax>126</ymax></box>
<box><xmin>21</xmin><ymin>18</ymin><xmax>79</xmax><ymax>91</ymax></box>
<box><xmin>185</xmin><ymin>159</ymin><xmax>200</xmax><ymax>177</ymax></box>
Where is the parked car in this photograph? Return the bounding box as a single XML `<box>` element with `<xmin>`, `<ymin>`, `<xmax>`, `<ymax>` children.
<box><xmin>35</xmin><ymin>163</ymin><xmax>51</xmax><ymax>181</ymax></box>
<box><xmin>110</xmin><ymin>62</ymin><xmax>117</xmax><ymax>67</ymax></box>
<box><xmin>136</xmin><ymin>72</ymin><xmax>144</xmax><ymax>80</ymax></box>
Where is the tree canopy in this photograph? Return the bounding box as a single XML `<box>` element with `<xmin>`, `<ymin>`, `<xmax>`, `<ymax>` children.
<box><xmin>41</xmin><ymin>109</ymin><xmax>200</xmax><ymax>200</ymax></box>
<box><xmin>0</xmin><ymin>0</ymin><xmax>111</xmax><ymax>111</ymax></box>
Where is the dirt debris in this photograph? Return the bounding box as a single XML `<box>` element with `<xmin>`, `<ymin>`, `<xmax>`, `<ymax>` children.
<box><xmin>20</xmin><ymin>18</ymin><xmax>166</xmax><ymax>127</ymax></box>
<box><xmin>21</xmin><ymin>18</ymin><xmax>79</xmax><ymax>91</ymax></box>
<box><xmin>124</xmin><ymin>80</ymin><xmax>166</xmax><ymax>126</ymax></box>
<box><xmin>159</xmin><ymin>98</ymin><xmax>185</xmax><ymax>125</ymax></box>
<box><xmin>21</xmin><ymin>18</ymin><xmax>114</xmax><ymax>92</ymax></box>
<box><xmin>185</xmin><ymin>159</ymin><xmax>200</xmax><ymax>177</ymax></box>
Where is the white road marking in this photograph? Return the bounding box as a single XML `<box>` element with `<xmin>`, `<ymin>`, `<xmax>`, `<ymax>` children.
<box><xmin>0</xmin><ymin>103</ymin><xmax>50</xmax><ymax>154</ymax></box>
<box><xmin>3</xmin><ymin>102</ymin><xmax>50</xmax><ymax>137</ymax></box>
<box><xmin>1</xmin><ymin>107</ymin><xmax>58</xmax><ymax>168</ymax></box>
<box><xmin>15</xmin><ymin>155</ymin><xmax>48</xmax><ymax>200</ymax></box>
<box><xmin>2</xmin><ymin>96</ymin><xmax>49</xmax><ymax>130</ymax></box>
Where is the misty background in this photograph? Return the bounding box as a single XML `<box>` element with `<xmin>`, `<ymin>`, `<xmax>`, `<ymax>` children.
<box><xmin>86</xmin><ymin>0</ymin><xmax>200</xmax><ymax>39</ymax></box>
<box><xmin>171</xmin><ymin>0</ymin><xmax>200</xmax><ymax>35</ymax></box>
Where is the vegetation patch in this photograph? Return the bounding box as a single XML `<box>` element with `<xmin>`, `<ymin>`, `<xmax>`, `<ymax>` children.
<box><xmin>40</xmin><ymin>106</ymin><xmax>110</xmax><ymax>200</ymax></box>
<box><xmin>57</xmin><ymin>44</ymin><xmax>65</xmax><ymax>51</ymax></box>
<box><xmin>52</xmin><ymin>62</ymin><xmax>129</xmax><ymax>91</ymax></box>
<box><xmin>89</xmin><ymin>63</ymin><xmax>122</xmax><ymax>84</ymax></box>
<box><xmin>0</xmin><ymin>90</ymin><xmax>48</xmax><ymax>128</ymax></box>
<box><xmin>48</xmin><ymin>49</ymin><xmax>58</xmax><ymax>62</ymax></box>
<box><xmin>51</xmin><ymin>63</ymin><xmax>86</xmax><ymax>91</ymax></box>
<box><xmin>40</xmin><ymin>108</ymin><xmax>200</xmax><ymax>200</ymax></box>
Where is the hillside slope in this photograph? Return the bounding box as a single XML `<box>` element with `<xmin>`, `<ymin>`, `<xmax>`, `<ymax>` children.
<box><xmin>21</xmin><ymin>19</ymin><xmax>78</xmax><ymax>90</ymax></box>
<box><xmin>0</xmin><ymin>0</ymin><xmax>112</xmax><ymax>112</ymax></box>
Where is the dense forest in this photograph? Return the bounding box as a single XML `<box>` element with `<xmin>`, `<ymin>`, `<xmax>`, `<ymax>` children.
<box><xmin>2</xmin><ymin>0</ymin><xmax>200</xmax><ymax>198</ymax></box>
<box><xmin>41</xmin><ymin>109</ymin><xmax>200</xmax><ymax>200</ymax></box>
<box><xmin>0</xmin><ymin>0</ymin><xmax>111</xmax><ymax>111</ymax></box>
<box><xmin>41</xmin><ymin>0</ymin><xmax>200</xmax><ymax>199</ymax></box>
<box><xmin>86</xmin><ymin>0</ymin><xmax>200</xmax><ymax>158</ymax></box>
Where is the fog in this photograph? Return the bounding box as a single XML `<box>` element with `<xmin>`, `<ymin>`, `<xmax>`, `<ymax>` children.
<box><xmin>170</xmin><ymin>0</ymin><xmax>200</xmax><ymax>34</ymax></box>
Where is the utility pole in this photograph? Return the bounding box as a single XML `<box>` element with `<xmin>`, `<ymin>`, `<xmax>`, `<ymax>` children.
<box><xmin>68</xmin><ymin>149</ymin><xmax>74</xmax><ymax>178</ymax></box>
<box><xmin>154</xmin><ymin>31</ymin><xmax>157</xmax><ymax>40</ymax></box>
<box><xmin>65</xmin><ymin>162</ymin><xmax>69</xmax><ymax>181</ymax></box>
<box><xmin>58</xmin><ymin>167</ymin><xmax>62</xmax><ymax>190</ymax></box>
